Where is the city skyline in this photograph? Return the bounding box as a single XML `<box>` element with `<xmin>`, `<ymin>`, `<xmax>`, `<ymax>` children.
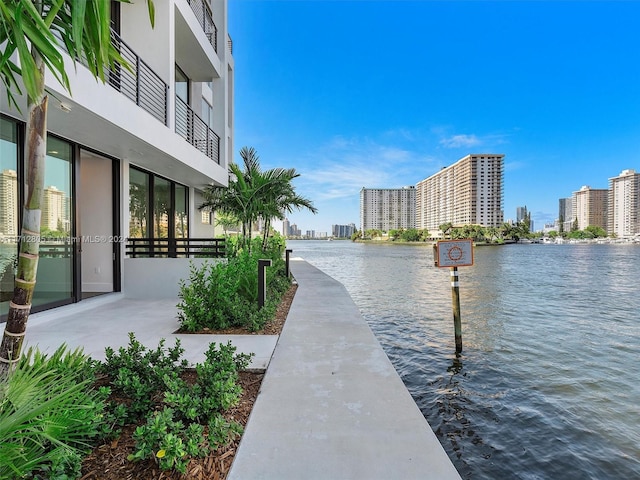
<box><xmin>229</xmin><ymin>1</ymin><xmax>640</xmax><ymax>233</ymax></box>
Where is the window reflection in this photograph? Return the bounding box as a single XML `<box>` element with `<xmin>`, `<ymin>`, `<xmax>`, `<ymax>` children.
<box><xmin>128</xmin><ymin>166</ymin><xmax>189</xmax><ymax>257</ymax></box>
<box><xmin>175</xmin><ymin>184</ymin><xmax>188</xmax><ymax>239</ymax></box>
<box><xmin>32</xmin><ymin>136</ymin><xmax>74</xmax><ymax>308</ymax></box>
<box><xmin>129</xmin><ymin>168</ymin><xmax>149</xmax><ymax>238</ymax></box>
<box><xmin>153</xmin><ymin>176</ymin><xmax>171</xmax><ymax>238</ymax></box>
<box><xmin>0</xmin><ymin>117</ymin><xmax>18</xmax><ymax>317</ymax></box>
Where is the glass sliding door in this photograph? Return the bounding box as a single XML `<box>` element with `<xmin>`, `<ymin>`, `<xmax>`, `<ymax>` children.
<box><xmin>32</xmin><ymin>136</ymin><xmax>74</xmax><ymax>310</ymax></box>
<box><xmin>0</xmin><ymin>117</ymin><xmax>19</xmax><ymax>319</ymax></box>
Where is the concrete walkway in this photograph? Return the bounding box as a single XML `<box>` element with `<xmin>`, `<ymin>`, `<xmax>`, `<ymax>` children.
<box><xmin>228</xmin><ymin>259</ymin><xmax>461</xmax><ymax>480</ymax></box>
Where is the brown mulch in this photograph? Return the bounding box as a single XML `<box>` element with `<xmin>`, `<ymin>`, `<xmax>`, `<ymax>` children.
<box><xmin>80</xmin><ymin>283</ymin><xmax>297</xmax><ymax>480</ymax></box>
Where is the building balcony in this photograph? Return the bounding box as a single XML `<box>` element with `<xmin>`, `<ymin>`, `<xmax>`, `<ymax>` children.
<box><xmin>108</xmin><ymin>29</ymin><xmax>169</xmax><ymax>125</ymax></box>
<box><xmin>186</xmin><ymin>0</ymin><xmax>218</xmax><ymax>52</ymax></box>
<box><xmin>175</xmin><ymin>96</ymin><xmax>221</xmax><ymax>164</ymax></box>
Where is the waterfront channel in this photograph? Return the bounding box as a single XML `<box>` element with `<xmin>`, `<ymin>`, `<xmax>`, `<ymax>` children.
<box><xmin>286</xmin><ymin>240</ymin><xmax>640</xmax><ymax>479</ymax></box>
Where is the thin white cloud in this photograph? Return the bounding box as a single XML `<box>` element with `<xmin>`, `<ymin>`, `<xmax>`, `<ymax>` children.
<box><xmin>504</xmin><ymin>160</ymin><xmax>527</xmax><ymax>172</ymax></box>
<box><xmin>285</xmin><ymin>135</ymin><xmax>436</xmax><ymax>203</ymax></box>
<box><xmin>439</xmin><ymin>134</ymin><xmax>481</xmax><ymax>148</ymax></box>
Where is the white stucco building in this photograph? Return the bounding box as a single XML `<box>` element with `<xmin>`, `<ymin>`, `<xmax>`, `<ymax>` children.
<box><xmin>415</xmin><ymin>154</ymin><xmax>504</xmax><ymax>234</ymax></box>
<box><xmin>608</xmin><ymin>169</ymin><xmax>640</xmax><ymax>238</ymax></box>
<box><xmin>360</xmin><ymin>187</ymin><xmax>416</xmax><ymax>232</ymax></box>
<box><xmin>1</xmin><ymin>0</ymin><xmax>234</xmax><ymax>317</ymax></box>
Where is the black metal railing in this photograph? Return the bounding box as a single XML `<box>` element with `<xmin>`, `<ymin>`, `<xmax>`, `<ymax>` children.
<box><xmin>126</xmin><ymin>237</ymin><xmax>226</xmax><ymax>258</ymax></box>
<box><xmin>55</xmin><ymin>27</ymin><xmax>168</xmax><ymax>125</ymax></box>
<box><xmin>39</xmin><ymin>241</ymin><xmax>74</xmax><ymax>258</ymax></box>
<box><xmin>175</xmin><ymin>96</ymin><xmax>220</xmax><ymax>163</ymax></box>
<box><xmin>186</xmin><ymin>0</ymin><xmax>218</xmax><ymax>52</ymax></box>
<box><xmin>108</xmin><ymin>29</ymin><xmax>169</xmax><ymax>125</ymax></box>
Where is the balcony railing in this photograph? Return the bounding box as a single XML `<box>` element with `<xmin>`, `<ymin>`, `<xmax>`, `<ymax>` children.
<box><xmin>58</xmin><ymin>27</ymin><xmax>168</xmax><ymax>125</ymax></box>
<box><xmin>175</xmin><ymin>96</ymin><xmax>220</xmax><ymax>163</ymax></box>
<box><xmin>108</xmin><ymin>29</ymin><xmax>168</xmax><ymax>125</ymax></box>
<box><xmin>126</xmin><ymin>237</ymin><xmax>226</xmax><ymax>258</ymax></box>
<box><xmin>186</xmin><ymin>0</ymin><xmax>218</xmax><ymax>52</ymax></box>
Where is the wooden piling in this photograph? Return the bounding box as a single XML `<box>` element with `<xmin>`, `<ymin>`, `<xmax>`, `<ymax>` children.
<box><xmin>450</xmin><ymin>266</ymin><xmax>462</xmax><ymax>353</ymax></box>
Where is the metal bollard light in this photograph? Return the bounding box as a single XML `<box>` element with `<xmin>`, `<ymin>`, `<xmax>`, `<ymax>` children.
<box><xmin>258</xmin><ymin>259</ymin><xmax>272</xmax><ymax>309</ymax></box>
<box><xmin>285</xmin><ymin>249</ymin><xmax>292</xmax><ymax>278</ymax></box>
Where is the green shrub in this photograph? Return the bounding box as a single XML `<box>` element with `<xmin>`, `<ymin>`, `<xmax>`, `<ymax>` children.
<box><xmin>0</xmin><ymin>346</ymin><xmax>106</xmax><ymax>480</ymax></box>
<box><xmin>120</xmin><ymin>337</ymin><xmax>252</xmax><ymax>473</ymax></box>
<box><xmin>98</xmin><ymin>333</ymin><xmax>188</xmax><ymax>422</ymax></box>
<box><xmin>128</xmin><ymin>407</ymin><xmax>205</xmax><ymax>474</ymax></box>
<box><xmin>177</xmin><ymin>236</ymin><xmax>292</xmax><ymax>332</ymax></box>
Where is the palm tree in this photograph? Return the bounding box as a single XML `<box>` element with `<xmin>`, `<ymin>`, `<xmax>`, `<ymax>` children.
<box><xmin>201</xmin><ymin>146</ymin><xmax>317</xmax><ymax>254</ymax></box>
<box><xmin>259</xmin><ymin>166</ymin><xmax>317</xmax><ymax>251</ymax></box>
<box><xmin>214</xmin><ymin>211</ymin><xmax>240</xmax><ymax>236</ymax></box>
<box><xmin>201</xmin><ymin>147</ymin><xmax>262</xmax><ymax>252</ymax></box>
<box><xmin>0</xmin><ymin>0</ymin><xmax>155</xmax><ymax>378</ymax></box>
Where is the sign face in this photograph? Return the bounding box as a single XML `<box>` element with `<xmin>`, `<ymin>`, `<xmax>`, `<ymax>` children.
<box><xmin>436</xmin><ymin>239</ymin><xmax>474</xmax><ymax>268</ymax></box>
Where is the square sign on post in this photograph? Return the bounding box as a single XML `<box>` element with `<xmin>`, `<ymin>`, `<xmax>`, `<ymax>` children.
<box><xmin>436</xmin><ymin>239</ymin><xmax>474</xmax><ymax>268</ymax></box>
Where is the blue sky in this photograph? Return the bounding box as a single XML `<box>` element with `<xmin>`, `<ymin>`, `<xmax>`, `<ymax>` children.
<box><xmin>228</xmin><ymin>0</ymin><xmax>640</xmax><ymax>234</ymax></box>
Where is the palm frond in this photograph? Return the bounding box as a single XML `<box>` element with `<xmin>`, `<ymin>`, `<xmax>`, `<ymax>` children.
<box><xmin>0</xmin><ymin>0</ymin><xmax>155</xmax><ymax>110</ymax></box>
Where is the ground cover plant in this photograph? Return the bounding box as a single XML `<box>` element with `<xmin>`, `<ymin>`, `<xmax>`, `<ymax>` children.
<box><xmin>0</xmin><ymin>334</ymin><xmax>256</xmax><ymax>479</ymax></box>
<box><xmin>95</xmin><ymin>334</ymin><xmax>252</xmax><ymax>475</ymax></box>
<box><xmin>177</xmin><ymin>235</ymin><xmax>292</xmax><ymax>333</ymax></box>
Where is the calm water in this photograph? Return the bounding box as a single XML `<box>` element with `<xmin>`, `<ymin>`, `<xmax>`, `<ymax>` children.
<box><xmin>287</xmin><ymin>240</ymin><xmax>640</xmax><ymax>479</ymax></box>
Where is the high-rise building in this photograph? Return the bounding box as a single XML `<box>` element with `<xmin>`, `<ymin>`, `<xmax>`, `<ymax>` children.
<box><xmin>516</xmin><ymin>206</ymin><xmax>527</xmax><ymax>223</ymax></box>
<box><xmin>0</xmin><ymin>169</ymin><xmax>18</xmax><ymax>236</ymax></box>
<box><xmin>608</xmin><ymin>169</ymin><xmax>640</xmax><ymax>238</ymax></box>
<box><xmin>282</xmin><ymin>218</ymin><xmax>291</xmax><ymax>237</ymax></box>
<box><xmin>42</xmin><ymin>186</ymin><xmax>70</xmax><ymax>232</ymax></box>
<box><xmin>558</xmin><ymin>197</ymin><xmax>573</xmax><ymax>232</ymax></box>
<box><xmin>416</xmin><ymin>154</ymin><xmax>504</xmax><ymax>234</ymax></box>
<box><xmin>572</xmin><ymin>186</ymin><xmax>608</xmax><ymax>231</ymax></box>
<box><xmin>332</xmin><ymin>223</ymin><xmax>356</xmax><ymax>238</ymax></box>
<box><xmin>360</xmin><ymin>186</ymin><xmax>416</xmax><ymax>232</ymax></box>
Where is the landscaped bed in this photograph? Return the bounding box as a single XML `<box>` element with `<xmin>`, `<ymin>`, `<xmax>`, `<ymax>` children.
<box><xmin>0</xmin><ymin>278</ymin><xmax>295</xmax><ymax>480</ymax></box>
<box><xmin>78</xmin><ymin>282</ymin><xmax>296</xmax><ymax>480</ymax></box>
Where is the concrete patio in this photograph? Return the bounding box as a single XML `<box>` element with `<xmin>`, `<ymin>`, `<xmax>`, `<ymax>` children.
<box><xmin>24</xmin><ymin>292</ymin><xmax>278</xmax><ymax>370</ymax></box>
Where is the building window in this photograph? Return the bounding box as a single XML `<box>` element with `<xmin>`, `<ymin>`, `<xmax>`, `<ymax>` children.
<box><xmin>175</xmin><ymin>184</ymin><xmax>188</xmax><ymax>238</ymax></box>
<box><xmin>175</xmin><ymin>65</ymin><xmax>189</xmax><ymax>104</ymax></box>
<box><xmin>129</xmin><ymin>167</ymin><xmax>149</xmax><ymax>238</ymax></box>
<box><xmin>129</xmin><ymin>166</ymin><xmax>189</xmax><ymax>240</ymax></box>
<box><xmin>201</xmin><ymin>99</ymin><xmax>213</xmax><ymax>129</ymax></box>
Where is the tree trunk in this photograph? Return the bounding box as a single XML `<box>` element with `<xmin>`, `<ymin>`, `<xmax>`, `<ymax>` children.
<box><xmin>262</xmin><ymin>218</ymin><xmax>271</xmax><ymax>251</ymax></box>
<box><xmin>0</xmin><ymin>51</ymin><xmax>47</xmax><ymax>379</ymax></box>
